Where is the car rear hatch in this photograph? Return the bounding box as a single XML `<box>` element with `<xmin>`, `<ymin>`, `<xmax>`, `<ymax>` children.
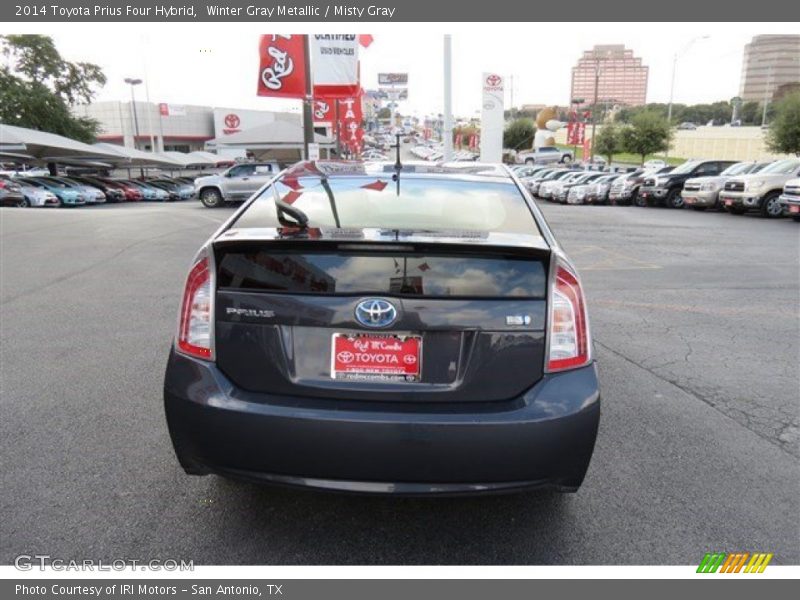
<box><xmin>212</xmin><ymin>237</ymin><xmax>550</xmax><ymax>403</ymax></box>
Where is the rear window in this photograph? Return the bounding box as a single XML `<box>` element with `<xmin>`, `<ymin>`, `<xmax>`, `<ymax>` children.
<box><xmin>216</xmin><ymin>249</ymin><xmax>547</xmax><ymax>298</ymax></box>
<box><xmin>233</xmin><ymin>176</ymin><xmax>539</xmax><ymax>234</ymax></box>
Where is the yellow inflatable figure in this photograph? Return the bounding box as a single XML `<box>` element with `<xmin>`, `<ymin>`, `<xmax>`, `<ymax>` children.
<box><xmin>533</xmin><ymin>106</ymin><xmax>565</xmax><ymax>150</ymax></box>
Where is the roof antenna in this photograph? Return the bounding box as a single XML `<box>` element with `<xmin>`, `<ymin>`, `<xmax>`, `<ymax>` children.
<box><xmin>391</xmin><ymin>132</ymin><xmax>402</xmax><ymax>196</ymax></box>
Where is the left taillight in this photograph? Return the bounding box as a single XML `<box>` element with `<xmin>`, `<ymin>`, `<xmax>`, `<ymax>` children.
<box><xmin>177</xmin><ymin>253</ymin><xmax>213</xmax><ymax>360</ymax></box>
<box><xmin>546</xmin><ymin>260</ymin><xmax>591</xmax><ymax>373</ymax></box>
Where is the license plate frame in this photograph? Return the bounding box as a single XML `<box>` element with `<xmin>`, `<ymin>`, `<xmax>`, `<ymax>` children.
<box><xmin>331</xmin><ymin>332</ymin><xmax>422</xmax><ymax>383</ymax></box>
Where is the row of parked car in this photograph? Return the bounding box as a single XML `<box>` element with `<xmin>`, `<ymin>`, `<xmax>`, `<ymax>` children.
<box><xmin>513</xmin><ymin>157</ymin><xmax>800</xmax><ymax>220</ymax></box>
<box><xmin>0</xmin><ymin>174</ymin><xmax>197</xmax><ymax>207</ymax></box>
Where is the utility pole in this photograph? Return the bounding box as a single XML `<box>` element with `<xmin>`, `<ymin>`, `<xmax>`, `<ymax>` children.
<box><xmin>509</xmin><ymin>74</ymin><xmax>514</xmax><ymax>119</ymax></box>
<box><xmin>761</xmin><ymin>64</ymin><xmax>773</xmax><ymax>127</ymax></box>
<box><xmin>302</xmin><ymin>35</ymin><xmax>314</xmax><ymax>160</ymax></box>
<box><xmin>590</xmin><ymin>60</ymin><xmax>600</xmax><ymax>161</ymax></box>
<box><xmin>443</xmin><ymin>34</ymin><xmax>453</xmax><ymax>162</ymax></box>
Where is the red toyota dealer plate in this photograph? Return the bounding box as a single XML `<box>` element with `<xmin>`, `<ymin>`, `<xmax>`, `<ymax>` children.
<box><xmin>725</xmin><ymin>199</ymin><xmax>733</xmax><ymax>206</ymax></box>
<box><xmin>790</xmin><ymin>205</ymin><xmax>800</xmax><ymax>213</ymax></box>
<box><xmin>331</xmin><ymin>333</ymin><xmax>421</xmax><ymax>382</ymax></box>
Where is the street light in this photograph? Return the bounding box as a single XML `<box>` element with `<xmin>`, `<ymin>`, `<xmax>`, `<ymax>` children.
<box><xmin>124</xmin><ymin>77</ymin><xmax>143</xmax><ymax>149</ymax></box>
<box><xmin>666</xmin><ymin>35</ymin><xmax>709</xmax><ymax>158</ymax></box>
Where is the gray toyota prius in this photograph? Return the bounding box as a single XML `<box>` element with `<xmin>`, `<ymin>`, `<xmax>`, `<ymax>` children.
<box><xmin>163</xmin><ymin>161</ymin><xmax>600</xmax><ymax>495</ymax></box>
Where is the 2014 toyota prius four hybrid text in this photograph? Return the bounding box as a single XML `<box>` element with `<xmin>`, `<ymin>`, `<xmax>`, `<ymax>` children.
<box><xmin>163</xmin><ymin>160</ymin><xmax>601</xmax><ymax>495</ymax></box>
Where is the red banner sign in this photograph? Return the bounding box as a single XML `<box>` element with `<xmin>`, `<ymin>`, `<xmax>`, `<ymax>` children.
<box><xmin>567</xmin><ymin>121</ymin><xmax>586</xmax><ymax>146</ymax></box>
<box><xmin>312</xmin><ymin>95</ymin><xmax>335</xmax><ymax>124</ymax></box>
<box><xmin>338</xmin><ymin>92</ymin><xmax>364</xmax><ymax>154</ymax></box>
<box><xmin>257</xmin><ymin>35</ymin><xmax>307</xmax><ymax>99</ymax></box>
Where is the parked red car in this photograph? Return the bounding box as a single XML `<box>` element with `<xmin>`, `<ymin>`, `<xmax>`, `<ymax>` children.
<box><xmin>97</xmin><ymin>178</ymin><xmax>143</xmax><ymax>201</ymax></box>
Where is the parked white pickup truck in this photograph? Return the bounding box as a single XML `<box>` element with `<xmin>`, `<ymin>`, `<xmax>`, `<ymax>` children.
<box><xmin>516</xmin><ymin>146</ymin><xmax>573</xmax><ymax>165</ymax></box>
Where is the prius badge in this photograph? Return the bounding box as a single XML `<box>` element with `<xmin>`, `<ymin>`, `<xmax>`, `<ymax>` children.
<box><xmin>355</xmin><ymin>298</ymin><xmax>398</xmax><ymax>328</ymax></box>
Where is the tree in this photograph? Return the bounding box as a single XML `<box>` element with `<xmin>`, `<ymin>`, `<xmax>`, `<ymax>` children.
<box><xmin>377</xmin><ymin>107</ymin><xmax>392</xmax><ymax>119</ymax></box>
<box><xmin>766</xmin><ymin>92</ymin><xmax>800</xmax><ymax>156</ymax></box>
<box><xmin>0</xmin><ymin>34</ymin><xmax>105</xmax><ymax>142</ymax></box>
<box><xmin>620</xmin><ymin>112</ymin><xmax>672</xmax><ymax>164</ymax></box>
<box><xmin>593</xmin><ymin>124</ymin><xmax>621</xmax><ymax>164</ymax></box>
<box><xmin>503</xmin><ymin>118</ymin><xmax>535</xmax><ymax>150</ymax></box>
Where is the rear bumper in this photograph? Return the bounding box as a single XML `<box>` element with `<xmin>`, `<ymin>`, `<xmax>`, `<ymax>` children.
<box><xmin>163</xmin><ymin>349</ymin><xmax>601</xmax><ymax>495</ymax></box>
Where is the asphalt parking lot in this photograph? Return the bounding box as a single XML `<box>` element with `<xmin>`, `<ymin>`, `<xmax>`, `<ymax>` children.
<box><xmin>1</xmin><ymin>200</ymin><xmax>798</xmax><ymax>565</ymax></box>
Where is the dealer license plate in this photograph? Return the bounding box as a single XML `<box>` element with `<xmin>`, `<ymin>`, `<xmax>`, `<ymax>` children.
<box><xmin>331</xmin><ymin>333</ymin><xmax>421</xmax><ymax>382</ymax></box>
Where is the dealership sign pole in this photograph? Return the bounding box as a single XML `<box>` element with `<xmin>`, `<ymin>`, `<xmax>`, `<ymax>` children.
<box><xmin>480</xmin><ymin>72</ymin><xmax>504</xmax><ymax>163</ymax></box>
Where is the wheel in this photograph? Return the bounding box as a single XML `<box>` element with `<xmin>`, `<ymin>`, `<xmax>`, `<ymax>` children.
<box><xmin>199</xmin><ymin>188</ymin><xmax>224</xmax><ymax>208</ymax></box>
<box><xmin>666</xmin><ymin>189</ymin><xmax>684</xmax><ymax>209</ymax></box>
<box><xmin>525</xmin><ymin>158</ymin><xmax>535</xmax><ymax>165</ymax></box>
<box><xmin>16</xmin><ymin>197</ymin><xmax>29</xmax><ymax>208</ymax></box>
<box><xmin>561</xmin><ymin>155</ymin><xmax>573</xmax><ymax>164</ymax></box>
<box><xmin>54</xmin><ymin>196</ymin><xmax>63</xmax><ymax>208</ymax></box>
<box><xmin>633</xmin><ymin>191</ymin><xmax>647</xmax><ymax>207</ymax></box>
<box><xmin>760</xmin><ymin>192</ymin><xmax>782</xmax><ymax>218</ymax></box>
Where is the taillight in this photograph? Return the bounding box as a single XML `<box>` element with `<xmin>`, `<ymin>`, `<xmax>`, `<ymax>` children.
<box><xmin>547</xmin><ymin>261</ymin><xmax>590</xmax><ymax>372</ymax></box>
<box><xmin>177</xmin><ymin>255</ymin><xmax>213</xmax><ymax>360</ymax></box>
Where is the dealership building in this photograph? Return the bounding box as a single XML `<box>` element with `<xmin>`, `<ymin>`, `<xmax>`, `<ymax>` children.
<box><xmin>72</xmin><ymin>101</ymin><xmax>302</xmax><ymax>156</ymax></box>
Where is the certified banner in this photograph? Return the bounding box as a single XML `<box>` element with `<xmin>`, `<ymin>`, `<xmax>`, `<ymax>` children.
<box><xmin>257</xmin><ymin>34</ymin><xmax>307</xmax><ymax>99</ymax></box>
<box><xmin>311</xmin><ymin>34</ymin><xmax>360</xmax><ymax>98</ymax></box>
<box><xmin>480</xmin><ymin>72</ymin><xmax>504</xmax><ymax>163</ymax></box>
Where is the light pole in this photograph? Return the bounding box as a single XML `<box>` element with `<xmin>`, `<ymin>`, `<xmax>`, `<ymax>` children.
<box><xmin>589</xmin><ymin>59</ymin><xmax>601</xmax><ymax>161</ymax></box>
<box><xmin>443</xmin><ymin>34</ymin><xmax>453</xmax><ymax>162</ymax></box>
<box><xmin>666</xmin><ymin>35</ymin><xmax>709</xmax><ymax>159</ymax></box>
<box><xmin>761</xmin><ymin>64</ymin><xmax>774</xmax><ymax>127</ymax></box>
<box><xmin>124</xmin><ymin>77</ymin><xmax>142</xmax><ymax>149</ymax></box>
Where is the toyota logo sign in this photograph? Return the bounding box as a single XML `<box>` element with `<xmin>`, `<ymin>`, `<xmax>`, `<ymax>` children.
<box><xmin>485</xmin><ymin>74</ymin><xmax>502</xmax><ymax>87</ymax></box>
<box><xmin>224</xmin><ymin>113</ymin><xmax>240</xmax><ymax>129</ymax></box>
<box><xmin>354</xmin><ymin>299</ymin><xmax>398</xmax><ymax>328</ymax></box>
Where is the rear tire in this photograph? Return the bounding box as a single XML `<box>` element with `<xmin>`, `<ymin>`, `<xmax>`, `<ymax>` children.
<box><xmin>525</xmin><ymin>158</ymin><xmax>535</xmax><ymax>165</ymax></box>
<box><xmin>760</xmin><ymin>192</ymin><xmax>782</xmax><ymax>218</ymax></box>
<box><xmin>16</xmin><ymin>197</ymin><xmax>29</xmax><ymax>207</ymax></box>
<box><xmin>633</xmin><ymin>192</ymin><xmax>647</xmax><ymax>207</ymax></box>
<box><xmin>666</xmin><ymin>188</ymin><xmax>684</xmax><ymax>209</ymax></box>
<box><xmin>200</xmin><ymin>188</ymin><xmax>224</xmax><ymax>208</ymax></box>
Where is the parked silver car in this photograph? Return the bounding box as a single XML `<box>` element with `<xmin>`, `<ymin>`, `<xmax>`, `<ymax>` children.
<box><xmin>681</xmin><ymin>161</ymin><xmax>771</xmax><ymax>211</ymax></box>
<box><xmin>719</xmin><ymin>158</ymin><xmax>800</xmax><ymax>217</ymax></box>
<box><xmin>195</xmin><ymin>162</ymin><xmax>280</xmax><ymax>208</ymax></box>
<box><xmin>517</xmin><ymin>146</ymin><xmax>573</xmax><ymax>165</ymax></box>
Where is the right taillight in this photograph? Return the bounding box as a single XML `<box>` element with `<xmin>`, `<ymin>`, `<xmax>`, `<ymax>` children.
<box><xmin>547</xmin><ymin>261</ymin><xmax>591</xmax><ymax>372</ymax></box>
<box><xmin>177</xmin><ymin>254</ymin><xmax>213</xmax><ymax>360</ymax></box>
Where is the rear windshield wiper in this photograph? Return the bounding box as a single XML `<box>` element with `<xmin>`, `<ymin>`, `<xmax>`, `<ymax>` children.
<box><xmin>271</xmin><ymin>182</ymin><xmax>309</xmax><ymax>228</ymax></box>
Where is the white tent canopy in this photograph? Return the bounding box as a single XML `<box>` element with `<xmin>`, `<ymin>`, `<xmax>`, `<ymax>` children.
<box><xmin>92</xmin><ymin>143</ymin><xmax>186</xmax><ymax>167</ymax></box>
<box><xmin>0</xmin><ymin>124</ymin><xmax>122</xmax><ymax>162</ymax></box>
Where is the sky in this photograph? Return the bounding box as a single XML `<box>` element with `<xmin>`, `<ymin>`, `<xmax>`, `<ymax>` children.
<box><xmin>2</xmin><ymin>22</ymin><xmax>795</xmax><ymax>118</ymax></box>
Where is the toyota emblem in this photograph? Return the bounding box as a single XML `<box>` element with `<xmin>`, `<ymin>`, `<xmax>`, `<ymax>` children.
<box><xmin>224</xmin><ymin>113</ymin><xmax>240</xmax><ymax>129</ymax></box>
<box><xmin>354</xmin><ymin>299</ymin><xmax>398</xmax><ymax>328</ymax></box>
